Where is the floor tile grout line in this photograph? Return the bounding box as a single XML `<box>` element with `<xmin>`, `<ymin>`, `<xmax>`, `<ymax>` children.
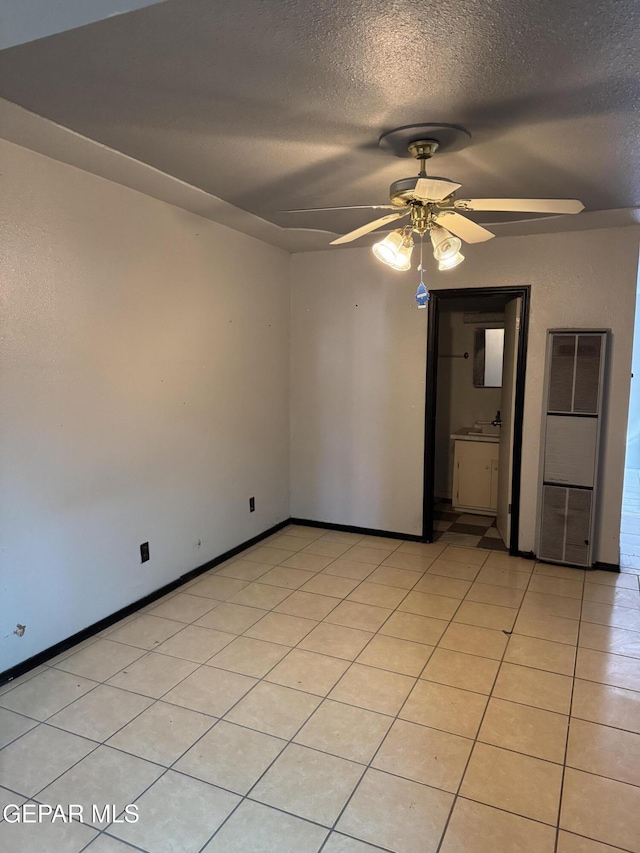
<box><xmin>552</xmin><ymin>570</ymin><xmax>585</xmax><ymax>853</ymax></box>
<box><xmin>189</xmin><ymin>541</ymin><xmax>490</xmax><ymax>848</ymax></box>
<box><xmin>318</xmin><ymin>548</ymin><xmax>497</xmax><ymax>850</ymax></box>
<box><xmin>433</xmin><ymin>552</ymin><xmax>535</xmax><ymax>853</ymax></box>
<box><xmin>5</xmin><ymin>529</ymin><xmax>638</xmax><ymax>852</ymax></box>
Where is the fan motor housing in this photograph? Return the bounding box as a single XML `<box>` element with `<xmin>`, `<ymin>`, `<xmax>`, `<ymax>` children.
<box><xmin>389</xmin><ymin>176</ymin><xmax>455</xmax><ymax>207</ymax></box>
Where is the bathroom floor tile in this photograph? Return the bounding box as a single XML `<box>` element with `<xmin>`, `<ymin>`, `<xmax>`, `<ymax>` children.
<box><xmin>244</xmin><ymin>612</ymin><xmax>318</xmax><ymax>646</ymax></box>
<box><xmin>478</xmin><ymin>697</ymin><xmax>568</xmax><ymax>763</ymax></box>
<box><xmin>398</xmin><ymin>590</ymin><xmax>460</xmax><ymax>620</ymax></box>
<box><xmin>250</xmin><ymin>743</ymin><xmax>363</xmax><ymax>826</ymax></box>
<box><xmin>400</xmin><ymin>679</ymin><xmax>488</xmax><ymax>738</ymax></box>
<box><xmin>355</xmin><ymin>633</ymin><xmax>433</xmax><ymax>676</ymax></box>
<box><xmin>109</xmin><ymin>770</ymin><xmax>239</xmax><ymax>852</ymax></box>
<box><xmin>421</xmin><ymin>648</ymin><xmax>499</xmax><ymax>694</ymax></box>
<box><xmin>294</xmin><ymin>699</ymin><xmax>392</xmax><ymax>763</ymax></box>
<box><xmin>224</xmin><ymin>682</ymin><xmax>320</xmax><ymax>739</ymax></box>
<box><xmin>0</xmin><ymin>724</ymin><xmax>96</xmax><ymax>796</ymax></box>
<box><xmin>460</xmin><ymin>742</ymin><xmax>563</xmax><ymax>824</ymax></box>
<box><xmin>336</xmin><ymin>768</ymin><xmax>453</xmax><ymax>853</ymax></box>
<box><xmin>106</xmin><ymin>700</ymin><xmax>214</xmax><ymax>765</ymax></box>
<box><xmin>194</xmin><ymin>602</ymin><xmax>267</xmax><ymax>633</ymax></box>
<box><xmin>439</xmin><ymin>623</ymin><xmax>508</xmax><ymax>660</ymax></box>
<box><xmin>106</xmin><ymin>652</ymin><xmax>199</xmax><ymax>698</ymax></box>
<box><xmin>440</xmin><ymin>798</ymin><xmax>556</xmax><ymax>853</ymax></box>
<box><xmin>38</xmin><ymin>745</ymin><xmax>164</xmax><ymax>827</ymax></box>
<box><xmin>329</xmin><ymin>663</ymin><xmax>415</xmax><ymax>716</ymax></box>
<box><xmin>174</xmin><ymin>720</ymin><xmax>285</xmax><ymax>794</ymax></box>
<box><xmin>0</xmin><ymin>667</ymin><xmax>99</xmax><ymax>722</ymax></box>
<box><xmin>201</xmin><ymin>800</ymin><xmax>327</xmax><ymax>852</ymax></box>
<box><xmin>378</xmin><ymin>611</ymin><xmax>448</xmax><ymax>644</ymax></box>
<box><xmin>207</xmin><ymin>636</ymin><xmax>289</xmax><ymax>677</ymax></box>
<box><xmin>53</xmin><ymin>639</ymin><xmax>146</xmax><ymax>682</ymax></box>
<box><xmin>162</xmin><ymin>666</ymin><xmax>256</xmax><ymax>716</ymax></box>
<box><xmin>298</xmin><ymin>622</ymin><xmax>373</xmax><ymax>660</ymax></box>
<box><xmin>0</xmin><ymin>707</ymin><xmax>37</xmax><ymax>748</ymax></box>
<box><xmin>104</xmin><ymin>614</ymin><xmax>184</xmax><ymax>649</ymax></box>
<box><xmin>323</xmin><ymin>601</ymin><xmax>392</xmax><ymax>632</ymax></box>
<box><xmin>48</xmin><ymin>684</ymin><xmax>152</xmax><ymax>741</ymax></box>
<box><xmin>373</xmin><ymin>719</ymin><xmax>473</xmax><ymax>792</ymax></box>
<box><xmin>492</xmin><ymin>662</ymin><xmax>573</xmax><ymax>713</ymax></box>
<box><xmin>560</xmin><ymin>768</ymin><xmax>640</xmax><ymax>853</ymax></box>
<box><xmin>566</xmin><ymin>718</ymin><xmax>640</xmax><ymax>787</ymax></box>
<box><xmin>265</xmin><ymin>649</ymin><xmax>350</xmax><ymax>696</ymax></box>
<box><xmin>571</xmin><ymin>679</ymin><xmax>640</xmax><ymax>734</ymax></box>
<box><xmin>504</xmin><ymin>634</ymin><xmax>576</xmax><ymax>675</ymax></box>
<box><xmin>148</xmin><ymin>592</ymin><xmax>219</xmax><ymax>623</ymax></box>
<box><xmin>154</xmin><ymin>625</ymin><xmax>235</xmax><ymax>663</ymax></box>
<box><xmin>17</xmin><ymin>530</ymin><xmax>640</xmax><ymax>851</ymax></box>
<box><xmin>274</xmin><ymin>591</ymin><xmax>340</xmax><ymax>620</ymax></box>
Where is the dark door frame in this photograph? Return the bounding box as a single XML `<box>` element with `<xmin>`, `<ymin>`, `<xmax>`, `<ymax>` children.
<box><xmin>422</xmin><ymin>285</ymin><xmax>531</xmax><ymax>554</ymax></box>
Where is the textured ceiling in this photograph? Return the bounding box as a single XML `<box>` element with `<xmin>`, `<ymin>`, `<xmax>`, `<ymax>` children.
<box><xmin>0</xmin><ymin>0</ymin><xmax>638</xmax><ymax>243</ymax></box>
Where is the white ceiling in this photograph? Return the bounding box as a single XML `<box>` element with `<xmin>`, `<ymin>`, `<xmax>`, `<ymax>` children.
<box><xmin>0</xmin><ymin>0</ymin><xmax>638</xmax><ymax>251</ymax></box>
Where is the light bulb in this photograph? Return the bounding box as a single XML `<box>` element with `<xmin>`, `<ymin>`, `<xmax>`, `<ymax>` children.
<box><xmin>438</xmin><ymin>251</ymin><xmax>465</xmax><ymax>270</ymax></box>
<box><xmin>390</xmin><ymin>240</ymin><xmax>413</xmax><ymax>271</ymax></box>
<box><xmin>430</xmin><ymin>225</ymin><xmax>462</xmax><ymax>262</ymax></box>
<box><xmin>373</xmin><ymin>231</ymin><xmax>404</xmax><ymax>267</ymax></box>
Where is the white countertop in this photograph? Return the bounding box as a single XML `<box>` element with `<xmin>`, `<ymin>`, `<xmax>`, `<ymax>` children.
<box><xmin>450</xmin><ymin>430</ymin><xmax>500</xmax><ymax>444</ymax></box>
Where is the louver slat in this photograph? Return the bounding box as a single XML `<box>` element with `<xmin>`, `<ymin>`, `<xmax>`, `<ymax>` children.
<box><xmin>574</xmin><ymin>335</ymin><xmax>602</xmax><ymax>414</ymax></box>
<box><xmin>548</xmin><ymin>335</ymin><xmax>576</xmax><ymax>413</ymax></box>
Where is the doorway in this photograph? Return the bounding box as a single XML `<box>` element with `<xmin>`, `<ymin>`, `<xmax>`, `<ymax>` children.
<box><xmin>621</xmin><ymin>278</ymin><xmax>640</xmax><ymax>570</ymax></box>
<box><xmin>423</xmin><ymin>286</ymin><xmax>530</xmax><ymax>554</ymax></box>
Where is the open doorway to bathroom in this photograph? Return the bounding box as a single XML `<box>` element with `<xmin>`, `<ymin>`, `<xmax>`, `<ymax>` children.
<box><xmin>423</xmin><ymin>286</ymin><xmax>530</xmax><ymax>554</ymax></box>
<box><xmin>621</xmin><ymin>280</ymin><xmax>640</xmax><ymax>571</ymax></box>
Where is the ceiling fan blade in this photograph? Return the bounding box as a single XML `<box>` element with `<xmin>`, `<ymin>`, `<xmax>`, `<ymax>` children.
<box><xmin>281</xmin><ymin>204</ymin><xmax>399</xmax><ymax>212</ymax></box>
<box><xmin>330</xmin><ymin>212</ymin><xmax>409</xmax><ymax>245</ymax></box>
<box><xmin>435</xmin><ymin>211</ymin><xmax>495</xmax><ymax>243</ymax></box>
<box><xmin>453</xmin><ymin>198</ymin><xmax>585</xmax><ymax>215</ymax></box>
<box><xmin>414</xmin><ymin>177</ymin><xmax>462</xmax><ymax>202</ymax></box>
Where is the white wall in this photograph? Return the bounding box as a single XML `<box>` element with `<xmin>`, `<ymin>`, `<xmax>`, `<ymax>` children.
<box><xmin>0</xmin><ymin>140</ymin><xmax>291</xmax><ymax>671</ymax></box>
<box><xmin>290</xmin><ymin>227</ymin><xmax>640</xmax><ymax>561</ymax></box>
<box><xmin>434</xmin><ymin>310</ymin><xmax>502</xmax><ymax>498</ymax></box>
<box><xmin>290</xmin><ymin>252</ymin><xmax>428</xmax><ymax>535</ymax></box>
<box><xmin>625</xmin><ymin>276</ymin><xmax>640</xmax><ymax>470</ymax></box>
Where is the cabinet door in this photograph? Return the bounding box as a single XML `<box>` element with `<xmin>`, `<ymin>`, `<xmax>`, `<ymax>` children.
<box><xmin>456</xmin><ymin>442</ymin><xmax>493</xmax><ymax>510</ymax></box>
<box><xmin>490</xmin><ymin>459</ymin><xmax>499</xmax><ymax>511</ymax></box>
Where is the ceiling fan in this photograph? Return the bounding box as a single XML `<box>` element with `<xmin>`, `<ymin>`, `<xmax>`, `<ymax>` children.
<box><xmin>284</xmin><ymin>130</ymin><xmax>584</xmax><ymax>272</ymax></box>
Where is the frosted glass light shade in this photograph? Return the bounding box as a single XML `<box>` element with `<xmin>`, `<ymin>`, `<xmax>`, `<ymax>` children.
<box><xmin>438</xmin><ymin>251</ymin><xmax>465</xmax><ymax>270</ymax></box>
<box><xmin>430</xmin><ymin>225</ymin><xmax>462</xmax><ymax>262</ymax></box>
<box><xmin>373</xmin><ymin>231</ymin><xmax>404</xmax><ymax>266</ymax></box>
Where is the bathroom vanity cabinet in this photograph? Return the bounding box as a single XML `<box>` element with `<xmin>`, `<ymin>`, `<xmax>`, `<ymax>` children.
<box><xmin>451</xmin><ymin>435</ymin><xmax>499</xmax><ymax>514</ymax></box>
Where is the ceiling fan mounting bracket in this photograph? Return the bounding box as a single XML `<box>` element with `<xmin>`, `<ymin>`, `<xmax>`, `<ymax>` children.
<box><xmin>407</xmin><ymin>139</ymin><xmax>439</xmax><ymax>160</ymax></box>
<box><xmin>378</xmin><ymin>123</ymin><xmax>471</xmax><ymax>158</ymax></box>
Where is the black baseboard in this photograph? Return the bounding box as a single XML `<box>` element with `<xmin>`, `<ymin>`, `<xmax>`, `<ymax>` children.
<box><xmin>592</xmin><ymin>561</ymin><xmax>620</xmax><ymax>573</ymax></box>
<box><xmin>534</xmin><ymin>554</ymin><xmax>620</xmax><ymax>573</ymax></box>
<box><xmin>289</xmin><ymin>517</ymin><xmax>424</xmax><ymax>542</ymax></box>
<box><xmin>516</xmin><ymin>551</ymin><xmax>536</xmax><ymax>560</ymax></box>
<box><xmin>0</xmin><ymin>519</ymin><xmax>289</xmax><ymax>689</ymax></box>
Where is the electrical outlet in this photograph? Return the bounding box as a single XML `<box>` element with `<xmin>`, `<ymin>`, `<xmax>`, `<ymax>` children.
<box><xmin>140</xmin><ymin>542</ymin><xmax>150</xmax><ymax>563</ymax></box>
<box><xmin>249</xmin><ymin>497</ymin><xmax>255</xmax><ymax>512</ymax></box>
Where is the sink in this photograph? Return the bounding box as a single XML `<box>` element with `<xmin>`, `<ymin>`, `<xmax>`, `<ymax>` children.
<box><xmin>480</xmin><ymin>424</ymin><xmax>500</xmax><ymax>436</ymax></box>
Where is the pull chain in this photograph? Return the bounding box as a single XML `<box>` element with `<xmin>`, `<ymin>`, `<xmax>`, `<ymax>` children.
<box><xmin>415</xmin><ymin>234</ymin><xmax>430</xmax><ymax>309</ymax></box>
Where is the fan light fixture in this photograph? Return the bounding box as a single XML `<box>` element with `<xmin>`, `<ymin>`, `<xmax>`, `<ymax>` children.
<box><xmin>373</xmin><ymin>230</ymin><xmax>414</xmax><ymax>271</ymax></box>
<box><xmin>438</xmin><ymin>251</ymin><xmax>465</xmax><ymax>271</ymax></box>
<box><xmin>430</xmin><ymin>225</ymin><xmax>462</xmax><ymax>263</ymax></box>
<box><xmin>284</xmin><ymin>125</ymin><xmax>584</xmax><ymax>307</ymax></box>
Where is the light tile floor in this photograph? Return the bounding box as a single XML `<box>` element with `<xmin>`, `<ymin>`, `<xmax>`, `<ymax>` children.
<box><xmin>2</xmin><ymin>525</ymin><xmax>640</xmax><ymax>852</ymax></box>
<box><xmin>622</xmin><ymin>468</ymin><xmax>640</xmax><ymax>570</ymax></box>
